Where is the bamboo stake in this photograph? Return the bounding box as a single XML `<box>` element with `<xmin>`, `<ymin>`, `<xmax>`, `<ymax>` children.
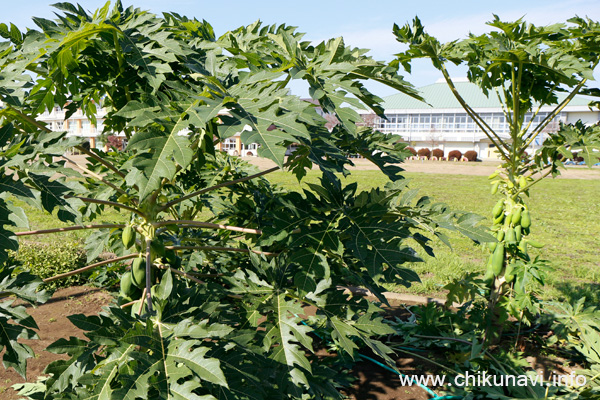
<box><xmin>120</xmin><ymin>299</ymin><xmax>137</xmax><ymax>308</ymax></box>
<box><xmin>138</xmin><ymin>287</ymin><xmax>147</xmax><ymax>314</ymax></box>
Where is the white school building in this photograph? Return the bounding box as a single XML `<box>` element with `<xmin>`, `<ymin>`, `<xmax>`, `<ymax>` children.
<box><xmin>357</xmin><ymin>78</ymin><xmax>599</xmax><ymax>160</ymax></box>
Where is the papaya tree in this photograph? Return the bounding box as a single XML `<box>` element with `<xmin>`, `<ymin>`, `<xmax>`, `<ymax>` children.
<box><xmin>0</xmin><ymin>2</ymin><xmax>493</xmax><ymax>398</ymax></box>
<box><xmin>394</xmin><ymin>16</ymin><xmax>600</xmax><ymax>341</ymax></box>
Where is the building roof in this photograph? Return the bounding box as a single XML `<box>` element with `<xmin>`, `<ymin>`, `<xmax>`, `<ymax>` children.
<box><xmin>376</xmin><ymin>79</ymin><xmax>594</xmax><ymax>111</ymax></box>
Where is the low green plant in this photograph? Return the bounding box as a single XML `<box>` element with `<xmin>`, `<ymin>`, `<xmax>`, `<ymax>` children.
<box><xmin>11</xmin><ymin>241</ymin><xmax>87</xmax><ymax>290</ymax></box>
<box><xmin>0</xmin><ymin>3</ymin><xmax>492</xmax><ymax>398</ymax></box>
<box><xmin>395</xmin><ymin>14</ymin><xmax>600</xmax><ymax>343</ymax></box>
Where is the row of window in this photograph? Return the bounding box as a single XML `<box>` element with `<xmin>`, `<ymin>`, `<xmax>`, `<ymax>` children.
<box><xmin>52</xmin><ymin>119</ymin><xmax>104</xmax><ymax>133</ymax></box>
<box><xmin>376</xmin><ymin>112</ymin><xmax>564</xmax><ymax>134</ymax></box>
<box><xmin>222</xmin><ymin>138</ymin><xmax>259</xmax><ymax>151</ymax></box>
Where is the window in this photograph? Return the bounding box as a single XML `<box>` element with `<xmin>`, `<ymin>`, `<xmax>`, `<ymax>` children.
<box><xmin>223</xmin><ymin>138</ymin><xmax>237</xmax><ymax>150</ymax></box>
<box><xmin>455</xmin><ymin>115</ymin><xmax>467</xmax><ymax>131</ymax></box>
<box><xmin>442</xmin><ymin>114</ymin><xmax>454</xmax><ymax>131</ymax></box>
<box><xmin>431</xmin><ymin>114</ymin><xmax>442</xmax><ymax>131</ymax></box>
<box><xmin>81</xmin><ymin>120</ymin><xmax>91</xmax><ymax>134</ymax></box>
<box><xmin>68</xmin><ymin>120</ymin><xmax>77</xmax><ymax>133</ymax></box>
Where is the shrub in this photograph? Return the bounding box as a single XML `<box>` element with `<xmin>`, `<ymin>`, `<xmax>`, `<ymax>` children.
<box><xmin>106</xmin><ymin>135</ymin><xmax>123</xmax><ymax>150</ymax></box>
<box><xmin>12</xmin><ymin>241</ymin><xmax>87</xmax><ymax>290</ymax></box>
<box><xmin>448</xmin><ymin>150</ymin><xmax>462</xmax><ymax>160</ymax></box>
<box><xmin>417</xmin><ymin>148</ymin><xmax>431</xmax><ymax>158</ymax></box>
<box><xmin>432</xmin><ymin>148</ymin><xmax>444</xmax><ymax>158</ymax></box>
<box><xmin>464</xmin><ymin>150</ymin><xmax>478</xmax><ymax>161</ymax></box>
<box><xmin>406</xmin><ymin>146</ymin><xmax>417</xmax><ymax>156</ymax></box>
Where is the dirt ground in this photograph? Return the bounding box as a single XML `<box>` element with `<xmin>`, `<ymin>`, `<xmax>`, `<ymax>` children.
<box><xmin>241</xmin><ymin>156</ymin><xmax>600</xmax><ymax>179</ymax></box>
<box><xmin>61</xmin><ymin>154</ymin><xmax>600</xmax><ymax>179</ymax></box>
<box><xmin>0</xmin><ymin>287</ymin><xmax>440</xmax><ymax>400</ymax></box>
<box><xmin>0</xmin><ymin>287</ymin><xmax>113</xmax><ymax>400</ymax></box>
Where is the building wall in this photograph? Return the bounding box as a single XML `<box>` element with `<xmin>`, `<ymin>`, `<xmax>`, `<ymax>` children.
<box><xmin>567</xmin><ymin>111</ymin><xmax>600</xmax><ymax>124</ymax></box>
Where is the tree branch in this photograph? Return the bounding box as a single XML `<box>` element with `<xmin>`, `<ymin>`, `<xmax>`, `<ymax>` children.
<box><xmin>165</xmin><ymin>245</ymin><xmax>278</xmax><ymax>256</ymax></box>
<box><xmin>523</xmin><ymin>79</ymin><xmax>590</xmax><ymax>149</ymax></box>
<box><xmin>62</xmin><ymin>155</ymin><xmax>132</xmax><ymax>199</ymax></box>
<box><xmin>16</xmin><ymin>224</ymin><xmax>126</xmax><ymax>236</ymax></box>
<box><xmin>514</xmin><ymin>167</ymin><xmax>554</xmax><ymax>196</ymax></box>
<box><xmin>439</xmin><ymin>66</ymin><xmax>510</xmax><ymax>160</ymax></box>
<box><xmin>153</xmin><ymin>220</ymin><xmax>262</xmax><ymax>235</ymax></box>
<box><xmin>43</xmin><ymin>254</ymin><xmax>138</xmax><ymax>283</ymax></box>
<box><xmin>160</xmin><ymin>166</ymin><xmax>281</xmax><ymax>211</ymax></box>
<box><xmin>74</xmin><ymin>145</ymin><xmax>128</xmax><ymax>181</ymax></box>
<box><xmin>155</xmin><ymin>264</ymin><xmax>206</xmax><ymax>284</ymax></box>
<box><xmin>64</xmin><ymin>195</ymin><xmax>145</xmax><ymax>218</ymax></box>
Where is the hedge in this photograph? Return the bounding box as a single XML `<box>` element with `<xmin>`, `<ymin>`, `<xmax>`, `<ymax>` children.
<box><xmin>417</xmin><ymin>148</ymin><xmax>431</xmax><ymax>158</ymax></box>
<box><xmin>448</xmin><ymin>150</ymin><xmax>462</xmax><ymax>160</ymax></box>
<box><xmin>10</xmin><ymin>241</ymin><xmax>88</xmax><ymax>290</ymax></box>
<box><xmin>432</xmin><ymin>148</ymin><xmax>444</xmax><ymax>158</ymax></box>
<box><xmin>464</xmin><ymin>150</ymin><xmax>478</xmax><ymax>161</ymax></box>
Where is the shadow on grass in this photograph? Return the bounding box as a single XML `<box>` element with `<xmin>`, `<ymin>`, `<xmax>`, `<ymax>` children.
<box><xmin>553</xmin><ymin>282</ymin><xmax>600</xmax><ymax>306</ymax></box>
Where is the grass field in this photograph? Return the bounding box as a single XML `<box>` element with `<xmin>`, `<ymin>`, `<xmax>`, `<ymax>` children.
<box><xmin>12</xmin><ymin>167</ymin><xmax>600</xmax><ymax>303</ymax></box>
<box><xmin>268</xmin><ymin>169</ymin><xmax>600</xmax><ymax>303</ymax></box>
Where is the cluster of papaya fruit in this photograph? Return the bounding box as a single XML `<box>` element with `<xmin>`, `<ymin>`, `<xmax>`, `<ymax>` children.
<box><xmin>485</xmin><ymin>173</ymin><xmax>543</xmax><ymax>286</ymax></box>
<box><xmin>119</xmin><ymin>225</ymin><xmax>155</xmax><ymax>305</ymax></box>
<box><xmin>119</xmin><ymin>255</ymin><xmax>152</xmax><ymax>304</ymax></box>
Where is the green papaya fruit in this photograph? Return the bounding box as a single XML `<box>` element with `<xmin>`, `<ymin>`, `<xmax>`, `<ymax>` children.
<box><xmin>511</xmin><ymin>208</ymin><xmax>522</xmax><ymax>225</ymax></box>
<box><xmin>120</xmin><ymin>271</ymin><xmax>136</xmax><ymax>297</ymax></box>
<box><xmin>519</xmin><ymin>175</ymin><xmax>527</xmax><ymax>189</ymax></box>
<box><xmin>151</xmin><ymin>239</ymin><xmax>165</xmax><ymax>257</ymax></box>
<box><xmin>526</xmin><ymin>239</ymin><xmax>544</xmax><ymax>248</ymax></box>
<box><xmin>493</xmin><ymin>213</ymin><xmax>504</xmax><ymax>225</ymax></box>
<box><xmin>122</xmin><ymin>226</ymin><xmax>136</xmax><ymax>249</ymax></box>
<box><xmin>521</xmin><ymin>210</ymin><xmax>531</xmax><ymax>229</ymax></box>
<box><xmin>514</xmin><ymin>225</ymin><xmax>522</xmax><ymax>243</ymax></box>
<box><xmin>483</xmin><ymin>269</ymin><xmax>495</xmax><ymax>286</ymax></box>
<box><xmin>132</xmin><ymin>257</ymin><xmax>146</xmax><ymax>289</ymax></box>
<box><xmin>492</xmin><ymin>199</ymin><xmax>504</xmax><ymax>218</ymax></box>
<box><xmin>491</xmin><ymin>243</ymin><xmax>505</xmax><ymax>276</ymax></box>
<box><xmin>518</xmin><ymin>240</ymin><xmax>528</xmax><ymax>258</ymax></box>
<box><xmin>488</xmin><ymin>241</ymin><xmax>497</xmax><ymax>252</ymax></box>
<box><xmin>491</xmin><ymin>181</ymin><xmax>500</xmax><ymax>195</ymax></box>
<box><xmin>504</xmin><ymin>262</ymin><xmax>515</xmax><ymax>283</ymax></box>
<box><xmin>496</xmin><ymin>230</ymin><xmax>505</xmax><ymax>242</ymax></box>
<box><xmin>505</xmin><ymin>228</ymin><xmax>516</xmax><ymax>244</ymax></box>
<box><xmin>488</xmin><ymin>171</ymin><xmax>499</xmax><ymax>180</ymax></box>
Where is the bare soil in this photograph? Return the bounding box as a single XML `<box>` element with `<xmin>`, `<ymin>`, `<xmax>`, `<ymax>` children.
<box><xmin>242</xmin><ymin>156</ymin><xmax>600</xmax><ymax>179</ymax></box>
<box><xmin>63</xmin><ymin>154</ymin><xmax>600</xmax><ymax>179</ymax></box>
<box><xmin>0</xmin><ymin>287</ymin><xmax>441</xmax><ymax>400</ymax></box>
<box><xmin>0</xmin><ymin>286</ymin><xmax>113</xmax><ymax>399</ymax></box>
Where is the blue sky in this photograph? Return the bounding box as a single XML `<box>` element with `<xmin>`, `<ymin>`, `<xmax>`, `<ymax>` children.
<box><xmin>3</xmin><ymin>0</ymin><xmax>600</xmax><ymax>97</ymax></box>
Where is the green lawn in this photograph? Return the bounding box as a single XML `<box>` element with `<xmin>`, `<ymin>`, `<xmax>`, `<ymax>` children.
<box><xmin>12</xmin><ymin>167</ymin><xmax>599</xmax><ymax>303</ymax></box>
<box><xmin>268</xmin><ymin>169</ymin><xmax>600</xmax><ymax>303</ymax></box>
